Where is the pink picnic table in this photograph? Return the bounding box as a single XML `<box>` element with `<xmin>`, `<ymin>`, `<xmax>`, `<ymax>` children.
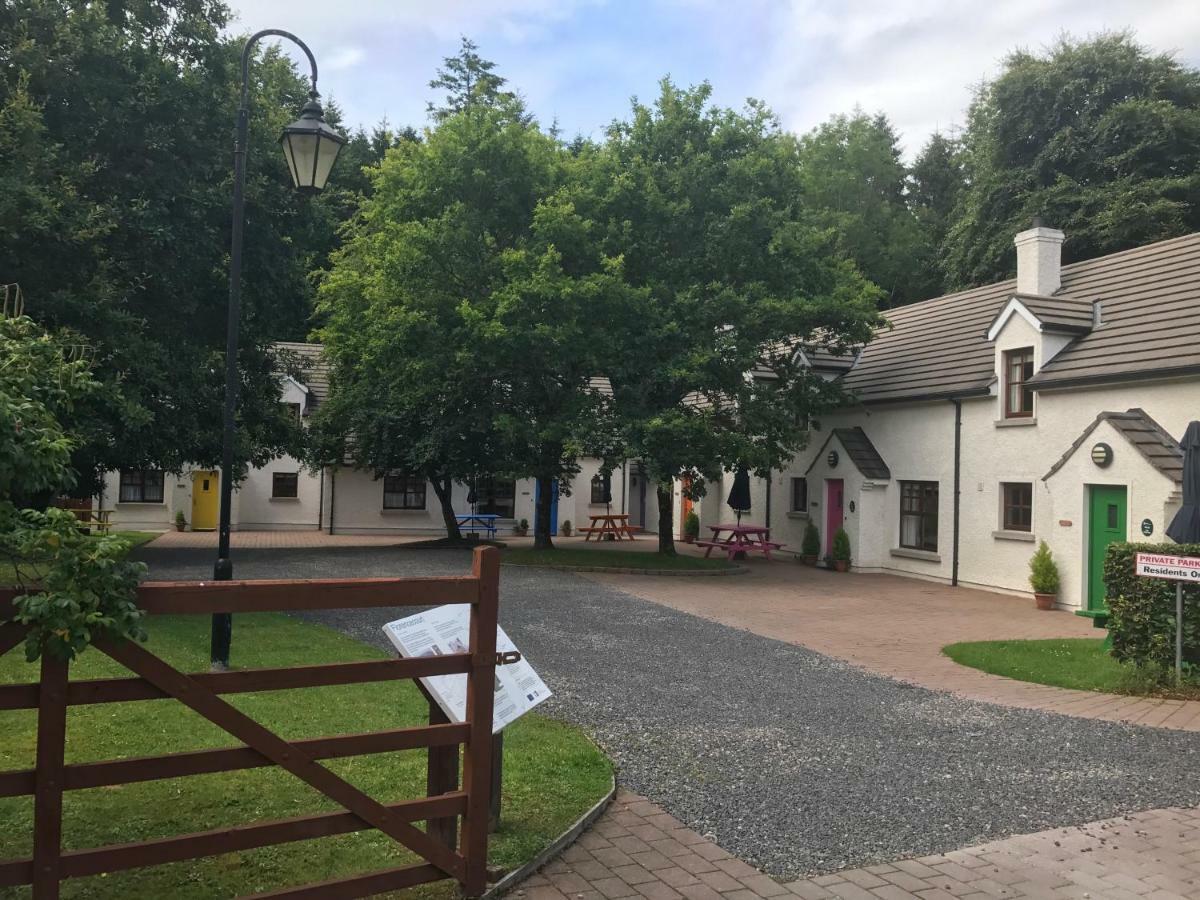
<box><xmin>694</xmin><ymin>524</ymin><xmax>784</xmax><ymax>560</ymax></box>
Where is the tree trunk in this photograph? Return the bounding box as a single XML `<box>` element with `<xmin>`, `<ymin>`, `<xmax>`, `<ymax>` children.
<box><xmin>430</xmin><ymin>476</ymin><xmax>463</xmax><ymax>542</ymax></box>
<box><xmin>656</xmin><ymin>482</ymin><xmax>676</xmax><ymax>556</ymax></box>
<box><xmin>534</xmin><ymin>475</ymin><xmax>555</xmax><ymax>550</ymax></box>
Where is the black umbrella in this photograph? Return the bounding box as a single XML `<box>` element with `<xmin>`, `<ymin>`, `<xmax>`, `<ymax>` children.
<box><xmin>602</xmin><ymin>475</ymin><xmax>613</xmax><ymax>515</ymax></box>
<box><xmin>466</xmin><ymin>482</ymin><xmax>478</xmax><ymax>514</ymax></box>
<box><xmin>726</xmin><ymin>465</ymin><xmax>751</xmax><ymax>525</ymax></box>
<box><xmin>1165</xmin><ymin>421</ymin><xmax>1200</xmax><ymax>685</ymax></box>
<box><xmin>1167</xmin><ymin>422</ymin><xmax>1200</xmax><ymax>543</ymax></box>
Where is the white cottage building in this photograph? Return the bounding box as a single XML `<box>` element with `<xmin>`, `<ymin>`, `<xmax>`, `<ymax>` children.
<box><xmin>100</xmin><ymin>224</ymin><xmax>1197</xmax><ymax>613</ymax></box>
<box><xmin>702</xmin><ymin>225</ymin><xmax>1198</xmax><ymax>613</ymax></box>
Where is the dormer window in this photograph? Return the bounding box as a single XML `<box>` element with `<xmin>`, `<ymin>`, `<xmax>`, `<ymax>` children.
<box><xmin>1004</xmin><ymin>347</ymin><xmax>1034</xmax><ymax>418</ymax></box>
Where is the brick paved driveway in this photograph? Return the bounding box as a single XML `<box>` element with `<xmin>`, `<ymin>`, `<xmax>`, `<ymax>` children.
<box><xmin>527</xmin><ymin>791</ymin><xmax>1200</xmax><ymax>900</ymax></box>
<box><xmin>586</xmin><ymin>560</ymin><xmax>1200</xmax><ymax>730</ymax></box>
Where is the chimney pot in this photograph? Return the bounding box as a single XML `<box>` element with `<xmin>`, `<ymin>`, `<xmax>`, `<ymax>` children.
<box><xmin>1013</xmin><ymin>223</ymin><xmax>1065</xmax><ymax>296</ymax></box>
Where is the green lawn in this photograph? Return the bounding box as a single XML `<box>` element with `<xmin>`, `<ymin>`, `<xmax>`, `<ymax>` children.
<box><xmin>503</xmin><ymin>547</ymin><xmax>736</xmax><ymax>571</ymax></box>
<box><xmin>943</xmin><ymin>638</ymin><xmax>1200</xmax><ymax>698</ymax></box>
<box><xmin>0</xmin><ymin>531</ymin><xmax>160</xmax><ymax>587</ymax></box>
<box><xmin>0</xmin><ymin>613</ymin><xmax>611</xmax><ymax>899</ymax></box>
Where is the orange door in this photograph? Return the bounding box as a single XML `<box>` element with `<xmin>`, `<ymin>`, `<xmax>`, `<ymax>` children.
<box><xmin>679</xmin><ymin>477</ymin><xmax>693</xmax><ymax>537</ymax></box>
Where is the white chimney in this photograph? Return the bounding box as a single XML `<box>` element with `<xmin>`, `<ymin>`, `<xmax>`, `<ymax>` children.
<box><xmin>1013</xmin><ymin>219</ymin><xmax>1065</xmax><ymax>296</ymax></box>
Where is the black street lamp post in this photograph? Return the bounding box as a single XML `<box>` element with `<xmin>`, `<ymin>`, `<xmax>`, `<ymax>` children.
<box><xmin>211</xmin><ymin>30</ymin><xmax>346</xmax><ymax>670</ymax></box>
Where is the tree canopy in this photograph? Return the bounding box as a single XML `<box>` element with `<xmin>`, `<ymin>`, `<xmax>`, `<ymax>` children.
<box><xmin>942</xmin><ymin>33</ymin><xmax>1200</xmax><ymax>289</ymax></box>
<box><xmin>796</xmin><ymin>111</ymin><xmax>936</xmax><ymax>306</ymax></box>
<box><xmin>0</xmin><ymin>0</ymin><xmax>374</xmax><ymax>491</ymax></box>
<box><xmin>588</xmin><ymin>82</ymin><xmax>883</xmax><ymax>552</ymax></box>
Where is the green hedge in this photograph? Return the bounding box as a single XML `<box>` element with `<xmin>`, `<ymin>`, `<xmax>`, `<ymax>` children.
<box><xmin>1104</xmin><ymin>542</ymin><xmax>1200</xmax><ymax>671</ymax></box>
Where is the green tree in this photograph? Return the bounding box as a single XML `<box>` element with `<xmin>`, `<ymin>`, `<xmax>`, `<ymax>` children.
<box><xmin>0</xmin><ymin>0</ymin><xmax>346</xmax><ymax>492</ymax></box>
<box><xmin>427</xmin><ymin>36</ymin><xmax>520</xmax><ymax>123</ymax></box>
<box><xmin>0</xmin><ymin>309</ymin><xmax>145</xmax><ymax>661</ymax></box>
<box><xmin>590</xmin><ymin>81</ymin><xmax>882</xmax><ymax>554</ymax></box>
<box><xmin>943</xmin><ymin>33</ymin><xmax>1200</xmax><ymax>289</ymax></box>
<box><xmin>908</xmin><ymin>131</ymin><xmax>966</xmax><ymax>295</ymax></box>
<box><xmin>316</xmin><ymin>45</ymin><xmax>600</xmax><ymax>548</ymax></box>
<box><xmin>797</xmin><ymin>110</ymin><xmax>936</xmax><ymax>305</ymax></box>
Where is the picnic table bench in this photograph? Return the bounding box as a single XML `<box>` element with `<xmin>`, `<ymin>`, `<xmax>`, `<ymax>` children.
<box><xmin>70</xmin><ymin>508</ymin><xmax>114</xmax><ymax>534</ymax></box>
<box><xmin>455</xmin><ymin>513</ymin><xmax>499</xmax><ymax>539</ymax></box>
<box><xmin>696</xmin><ymin>523</ymin><xmax>784</xmax><ymax>560</ymax></box>
<box><xmin>581</xmin><ymin>513</ymin><xmax>637</xmax><ymax>541</ymax></box>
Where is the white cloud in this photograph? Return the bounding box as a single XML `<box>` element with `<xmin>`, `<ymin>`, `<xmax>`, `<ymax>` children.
<box><xmin>758</xmin><ymin>0</ymin><xmax>1200</xmax><ymax>157</ymax></box>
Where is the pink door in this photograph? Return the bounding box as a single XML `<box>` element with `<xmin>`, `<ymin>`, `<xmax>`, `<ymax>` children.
<box><xmin>825</xmin><ymin>479</ymin><xmax>844</xmax><ymax>556</ymax></box>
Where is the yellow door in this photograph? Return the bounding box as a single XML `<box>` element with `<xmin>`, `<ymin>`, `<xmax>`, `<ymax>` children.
<box><xmin>190</xmin><ymin>470</ymin><xmax>219</xmax><ymax>531</ymax></box>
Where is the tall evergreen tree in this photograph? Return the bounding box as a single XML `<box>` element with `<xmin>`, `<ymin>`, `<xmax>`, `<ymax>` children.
<box><xmin>908</xmin><ymin>131</ymin><xmax>966</xmax><ymax>297</ymax></box>
<box><xmin>796</xmin><ymin>111</ymin><xmax>936</xmax><ymax>306</ymax></box>
<box><xmin>943</xmin><ymin>33</ymin><xmax>1200</xmax><ymax>289</ymax></box>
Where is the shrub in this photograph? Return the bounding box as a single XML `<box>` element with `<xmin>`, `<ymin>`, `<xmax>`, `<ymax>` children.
<box><xmin>518</xmin><ymin>518</ymin><xmax>529</xmax><ymax>532</ymax></box>
<box><xmin>175</xmin><ymin>509</ymin><xmax>186</xmax><ymax>526</ymax></box>
<box><xmin>801</xmin><ymin>521</ymin><xmax>820</xmax><ymax>556</ymax></box>
<box><xmin>1028</xmin><ymin>540</ymin><xmax>1060</xmax><ymax>595</ymax></box>
<box><xmin>1106</xmin><ymin>542</ymin><xmax>1200</xmax><ymax>672</ymax></box>
<box><xmin>831</xmin><ymin>527</ymin><xmax>851</xmax><ymax>562</ymax></box>
<box><xmin>683</xmin><ymin>510</ymin><xmax>700</xmax><ymax>538</ymax></box>
<box><xmin>560</xmin><ymin>520</ymin><xmax>573</xmax><ymax>537</ymax></box>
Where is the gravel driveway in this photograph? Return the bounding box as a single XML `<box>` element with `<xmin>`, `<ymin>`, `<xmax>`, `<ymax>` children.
<box><xmin>137</xmin><ymin>545</ymin><xmax>1200</xmax><ymax>879</ymax></box>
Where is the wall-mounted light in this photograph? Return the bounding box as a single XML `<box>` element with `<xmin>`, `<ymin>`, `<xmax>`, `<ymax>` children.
<box><xmin>827</xmin><ymin>450</ymin><xmax>839</xmax><ymax>468</ymax></box>
<box><xmin>1091</xmin><ymin>442</ymin><xmax>1113</xmax><ymax>468</ymax></box>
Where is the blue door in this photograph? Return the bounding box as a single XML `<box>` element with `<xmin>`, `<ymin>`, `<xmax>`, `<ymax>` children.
<box><xmin>534</xmin><ymin>479</ymin><xmax>559</xmax><ymax>536</ymax></box>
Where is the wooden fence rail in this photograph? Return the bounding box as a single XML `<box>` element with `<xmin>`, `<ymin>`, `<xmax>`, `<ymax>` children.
<box><xmin>0</xmin><ymin>545</ymin><xmax>501</xmax><ymax>899</ymax></box>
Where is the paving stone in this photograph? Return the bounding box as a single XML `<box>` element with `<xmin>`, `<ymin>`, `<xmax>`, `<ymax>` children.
<box><xmin>611</xmin><ymin>865</ymin><xmax>661</xmax><ymax>887</ymax></box>
<box><xmin>592</xmin><ymin>877</ymin><xmax>641</xmax><ymax>900</ymax></box>
<box><xmin>593</xmin><ymin>848</ymin><xmax>638</xmax><ymax>868</ymax></box>
<box><xmin>657</xmin><ymin>868</ymin><xmax>702</xmax><ymax>889</ymax></box>
<box><xmin>631</xmin><ymin>851</ymin><xmax>678</xmax><ymax>872</ymax></box>
<box><xmin>697</xmin><ymin>870</ymin><xmax>744</xmax><ymax>893</ymax></box>
<box><xmin>737</xmin><ymin>874</ymin><xmax>788</xmax><ymax>897</ymax></box>
<box><xmin>636</xmin><ymin>883</ymin><xmax>684</xmax><ymax>900</ymax></box>
<box><xmin>676</xmin><ymin>884</ymin><xmax>726</xmax><ymax>900</ymax></box>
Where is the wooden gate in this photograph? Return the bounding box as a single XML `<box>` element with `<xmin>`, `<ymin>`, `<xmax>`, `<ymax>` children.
<box><xmin>0</xmin><ymin>545</ymin><xmax>501</xmax><ymax>899</ymax></box>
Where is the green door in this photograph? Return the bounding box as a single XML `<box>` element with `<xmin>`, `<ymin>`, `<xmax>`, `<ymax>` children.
<box><xmin>1087</xmin><ymin>485</ymin><xmax>1127</xmax><ymax>611</ymax></box>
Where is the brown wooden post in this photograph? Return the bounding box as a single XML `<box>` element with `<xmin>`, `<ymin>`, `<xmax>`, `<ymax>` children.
<box><xmin>33</xmin><ymin>654</ymin><xmax>68</xmax><ymax>900</ymax></box>
<box><xmin>422</xmin><ymin>686</ymin><xmax>459</xmax><ymax>851</ymax></box>
<box><xmin>489</xmin><ymin>730</ymin><xmax>503</xmax><ymax>833</ymax></box>
<box><xmin>461</xmin><ymin>546</ymin><xmax>499</xmax><ymax>897</ymax></box>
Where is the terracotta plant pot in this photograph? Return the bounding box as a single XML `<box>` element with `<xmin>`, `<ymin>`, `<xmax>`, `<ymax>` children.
<box><xmin>175</xmin><ymin>523</ymin><xmax>185</xmax><ymax>532</ymax></box>
<box><xmin>1034</xmin><ymin>592</ymin><xmax>1056</xmax><ymax>611</ymax></box>
<box><xmin>683</xmin><ymin>534</ymin><xmax>695</xmax><ymax>544</ymax></box>
<box><xmin>833</xmin><ymin>559</ymin><xmax>850</xmax><ymax>572</ymax></box>
<box><xmin>801</xmin><ymin>555</ymin><xmax>818</xmax><ymax>566</ymax></box>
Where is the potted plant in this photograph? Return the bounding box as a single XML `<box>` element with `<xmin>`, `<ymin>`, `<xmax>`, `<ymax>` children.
<box><xmin>683</xmin><ymin>510</ymin><xmax>700</xmax><ymax>543</ymax></box>
<box><xmin>801</xmin><ymin>522</ymin><xmax>820</xmax><ymax>565</ymax></box>
<box><xmin>513</xmin><ymin>518</ymin><xmax>529</xmax><ymax>537</ymax></box>
<box><xmin>174</xmin><ymin>509</ymin><xmax>186</xmax><ymax>532</ymax></box>
<box><xmin>1029</xmin><ymin>540</ymin><xmax>1059</xmax><ymax>610</ymax></box>
<box><xmin>560</xmin><ymin>519</ymin><xmax>573</xmax><ymax>537</ymax></box>
<box><xmin>831</xmin><ymin>527</ymin><xmax>851</xmax><ymax>572</ymax></box>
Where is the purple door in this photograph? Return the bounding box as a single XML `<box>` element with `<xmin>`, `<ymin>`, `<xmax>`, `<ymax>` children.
<box><xmin>825</xmin><ymin>479</ymin><xmax>844</xmax><ymax>556</ymax></box>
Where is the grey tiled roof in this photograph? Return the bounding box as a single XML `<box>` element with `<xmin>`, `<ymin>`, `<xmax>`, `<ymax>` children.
<box><xmin>1008</xmin><ymin>294</ymin><xmax>1094</xmax><ymax>333</ymax></box>
<box><xmin>843</xmin><ymin>232</ymin><xmax>1200</xmax><ymax>404</ymax></box>
<box><xmin>1042</xmin><ymin>408</ymin><xmax>1183</xmax><ymax>484</ymax></box>
<box><xmin>273</xmin><ymin>341</ymin><xmax>329</xmax><ymax>404</ymax></box>
<box><xmin>805</xmin><ymin>426</ymin><xmax>891</xmax><ymax>480</ymax></box>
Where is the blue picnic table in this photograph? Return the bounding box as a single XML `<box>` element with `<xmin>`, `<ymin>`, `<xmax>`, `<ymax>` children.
<box><xmin>455</xmin><ymin>513</ymin><xmax>499</xmax><ymax>538</ymax></box>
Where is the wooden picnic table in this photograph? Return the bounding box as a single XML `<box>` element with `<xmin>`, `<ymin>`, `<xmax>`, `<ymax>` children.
<box><xmin>455</xmin><ymin>513</ymin><xmax>499</xmax><ymax>538</ymax></box>
<box><xmin>71</xmin><ymin>508</ymin><xmax>114</xmax><ymax>534</ymax></box>
<box><xmin>695</xmin><ymin>523</ymin><xmax>784</xmax><ymax>560</ymax></box>
<box><xmin>581</xmin><ymin>513</ymin><xmax>637</xmax><ymax>541</ymax></box>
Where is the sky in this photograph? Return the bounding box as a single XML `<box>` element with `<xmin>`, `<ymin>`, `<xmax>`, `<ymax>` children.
<box><xmin>228</xmin><ymin>0</ymin><xmax>1200</xmax><ymax>158</ymax></box>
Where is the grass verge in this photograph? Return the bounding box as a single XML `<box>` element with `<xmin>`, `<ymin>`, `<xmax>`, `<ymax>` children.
<box><xmin>503</xmin><ymin>547</ymin><xmax>736</xmax><ymax>571</ymax></box>
<box><xmin>0</xmin><ymin>613</ymin><xmax>611</xmax><ymax>899</ymax></box>
<box><xmin>943</xmin><ymin>638</ymin><xmax>1200</xmax><ymax>699</ymax></box>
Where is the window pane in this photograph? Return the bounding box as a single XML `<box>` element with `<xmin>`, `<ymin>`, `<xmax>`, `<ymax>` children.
<box><xmin>899</xmin><ymin>480</ymin><xmax>938</xmax><ymax>551</ymax></box>
<box><xmin>791</xmin><ymin>477</ymin><xmax>807</xmax><ymax>512</ymax></box>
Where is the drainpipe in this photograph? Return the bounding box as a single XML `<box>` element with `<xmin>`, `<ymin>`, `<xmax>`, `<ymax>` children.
<box><xmin>327</xmin><ymin>467</ymin><xmax>337</xmax><ymax>535</ymax></box>
<box><xmin>765</xmin><ymin>471</ymin><xmax>772</xmax><ymax>530</ymax></box>
<box><xmin>316</xmin><ymin>466</ymin><xmax>325</xmax><ymax>530</ymax></box>
<box><xmin>621</xmin><ymin>461</ymin><xmax>627</xmax><ymax>514</ymax></box>
<box><xmin>951</xmin><ymin>399</ymin><xmax>962</xmax><ymax>586</ymax></box>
